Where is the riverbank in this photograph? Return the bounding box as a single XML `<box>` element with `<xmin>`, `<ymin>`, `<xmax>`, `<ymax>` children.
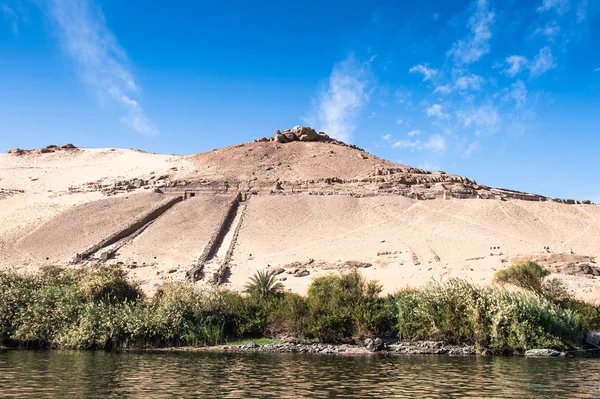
<box><xmin>1</xmin><ymin>266</ymin><xmax>598</xmax><ymax>353</ymax></box>
<box><xmin>227</xmin><ymin>340</ymin><xmax>477</xmax><ymax>355</ymax></box>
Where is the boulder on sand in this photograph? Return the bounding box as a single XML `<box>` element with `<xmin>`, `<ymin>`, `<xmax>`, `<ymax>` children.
<box><xmin>292</xmin><ymin>126</ymin><xmax>319</xmax><ymax>142</ymax></box>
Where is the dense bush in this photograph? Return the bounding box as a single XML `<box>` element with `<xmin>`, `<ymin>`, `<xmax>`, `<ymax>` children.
<box><xmin>304</xmin><ymin>269</ymin><xmax>394</xmax><ymax>341</ymax></box>
<box><xmin>494</xmin><ymin>261</ymin><xmax>550</xmax><ymax>294</ymax></box>
<box><xmin>393</xmin><ymin>279</ymin><xmax>583</xmax><ymax>351</ymax></box>
<box><xmin>493</xmin><ymin>260</ymin><xmax>600</xmax><ymax>334</ymax></box>
<box><xmin>0</xmin><ymin>267</ymin><xmax>593</xmax><ymax>351</ymax></box>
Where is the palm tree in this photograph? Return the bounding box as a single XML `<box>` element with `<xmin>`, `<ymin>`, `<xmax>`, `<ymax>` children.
<box><xmin>244</xmin><ymin>270</ymin><xmax>284</xmax><ymax>299</ymax></box>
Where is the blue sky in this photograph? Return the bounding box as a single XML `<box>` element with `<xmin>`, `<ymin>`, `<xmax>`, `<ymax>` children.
<box><xmin>1</xmin><ymin>0</ymin><xmax>599</xmax><ymax>200</ymax></box>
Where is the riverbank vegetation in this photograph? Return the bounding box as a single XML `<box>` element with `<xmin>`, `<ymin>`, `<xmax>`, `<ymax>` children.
<box><xmin>0</xmin><ymin>263</ymin><xmax>598</xmax><ymax>352</ymax></box>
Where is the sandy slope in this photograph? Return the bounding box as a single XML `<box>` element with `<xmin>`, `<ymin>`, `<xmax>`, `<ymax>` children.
<box><xmin>226</xmin><ymin>196</ymin><xmax>600</xmax><ymax>302</ymax></box>
<box><xmin>13</xmin><ymin>192</ymin><xmax>170</xmax><ymax>265</ymax></box>
<box><xmin>0</xmin><ymin>148</ymin><xmax>193</xmax><ymax>268</ymax></box>
<box><xmin>1</xmin><ymin>144</ymin><xmax>599</xmax><ymax>303</ymax></box>
<box><xmin>113</xmin><ymin>195</ymin><xmax>233</xmax><ymax>291</ymax></box>
<box><xmin>187</xmin><ymin>141</ymin><xmax>400</xmax><ymax>182</ymax></box>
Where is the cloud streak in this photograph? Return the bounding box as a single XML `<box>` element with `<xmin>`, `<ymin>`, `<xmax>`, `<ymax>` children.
<box><xmin>1</xmin><ymin>3</ymin><xmax>18</xmax><ymax>36</ymax></box>
<box><xmin>503</xmin><ymin>47</ymin><xmax>556</xmax><ymax>78</ymax></box>
<box><xmin>448</xmin><ymin>0</ymin><xmax>495</xmax><ymax>65</ymax></box>
<box><xmin>48</xmin><ymin>0</ymin><xmax>157</xmax><ymax>135</ymax></box>
<box><xmin>315</xmin><ymin>55</ymin><xmax>372</xmax><ymax>143</ymax></box>
<box><xmin>537</xmin><ymin>0</ymin><xmax>570</xmax><ymax>15</ymax></box>
<box><xmin>426</xmin><ymin>104</ymin><xmax>449</xmax><ymax>119</ymax></box>
<box><xmin>392</xmin><ymin>134</ymin><xmax>446</xmax><ymax>153</ymax></box>
<box><xmin>457</xmin><ymin>106</ymin><xmax>500</xmax><ymax>136</ymax></box>
<box><xmin>409</xmin><ymin>64</ymin><xmax>439</xmax><ymax>82</ymax></box>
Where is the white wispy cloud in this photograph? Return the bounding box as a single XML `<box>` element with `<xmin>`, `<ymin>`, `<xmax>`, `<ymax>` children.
<box><xmin>503</xmin><ymin>47</ymin><xmax>556</xmax><ymax>78</ymax></box>
<box><xmin>457</xmin><ymin>105</ymin><xmax>500</xmax><ymax>136</ymax></box>
<box><xmin>504</xmin><ymin>55</ymin><xmax>528</xmax><ymax>77</ymax></box>
<box><xmin>407</xmin><ymin>130</ymin><xmax>421</xmax><ymax>137</ymax></box>
<box><xmin>433</xmin><ymin>84</ymin><xmax>453</xmax><ymax>95</ymax></box>
<box><xmin>392</xmin><ymin>134</ymin><xmax>446</xmax><ymax>153</ymax></box>
<box><xmin>427</xmin><ymin>104</ymin><xmax>450</xmax><ymax>119</ymax></box>
<box><xmin>48</xmin><ymin>0</ymin><xmax>158</xmax><ymax>135</ymax></box>
<box><xmin>424</xmin><ymin>134</ymin><xmax>446</xmax><ymax>153</ymax></box>
<box><xmin>409</xmin><ymin>64</ymin><xmax>439</xmax><ymax>82</ymax></box>
<box><xmin>316</xmin><ymin>55</ymin><xmax>372</xmax><ymax>142</ymax></box>
<box><xmin>455</xmin><ymin>74</ymin><xmax>485</xmax><ymax>91</ymax></box>
<box><xmin>577</xmin><ymin>0</ymin><xmax>588</xmax><ymax>22</ymax></box>
<box><xmin>448</xmin><ymin>0</ymin><xmax>495</xmax><ymax>65</ymax></box>
<box><xmin>533</xmin><ymin>21</ymin><xmax>561</xmax><ymax>39</ymax></box>
<box><xmin>537</xmin><ymin>0</ymin><xmax>570</xmax><ymax>15</ymax></box>
<box><xmin>1</xmin><ymin>3</ymin><xmax>18</xmax><ymax>36</ymax></box>
<box><xmin>510</xmin><ymin>80</ymin><xmax>528</xmax><ymax>107</ymax></box>
<box><xmin>465</xmin><ymin>142</ymin><xmax>478</xmax><ymax>156</ymax></box>
<box><xmin>530</xmin><ymin>46</ymin><xmax>556</xmax><ymax>77</ymax></box>
<box><xmin>396</xmin><ymin>119</ymin><xmax>403</xmax><ymax>125</ymax></box>
<box><xmin>436</xmin><ymin>74</ymin><xmax>485</xmax><ymax>94</ymax></box>
<box><xmin>382</xmin><ymin>134</ymin><xmax>394</xmax><ymax>142</ymax></box>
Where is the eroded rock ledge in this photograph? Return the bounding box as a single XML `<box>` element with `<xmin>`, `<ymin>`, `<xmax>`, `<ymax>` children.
<box><xmin>228</xmin><ymin>340</ymin><xmax>476</xmax><ymax>355</ymax></box>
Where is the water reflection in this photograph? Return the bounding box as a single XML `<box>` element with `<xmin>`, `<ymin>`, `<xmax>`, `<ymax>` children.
<box><xmin>0</xmin><ymin>350</ymin><xmax>599</xmax><ymax>398</ymax></box>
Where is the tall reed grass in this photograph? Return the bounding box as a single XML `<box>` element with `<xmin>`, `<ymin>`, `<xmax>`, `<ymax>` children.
<box><xmin>0</xmin><ymin>266</ymin><xmax>594</xmax><ymax>351</ymax></box>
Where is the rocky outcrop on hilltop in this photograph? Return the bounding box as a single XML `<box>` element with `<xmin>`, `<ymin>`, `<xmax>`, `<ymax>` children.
<box><xmin>7</xmin><ymin>144</ymin><xmax>78</xmax><ymax>156</ymax></box>
<box><xmin>169</xmin><ymin>126</ymin><xmax>594</xmax><ymax>204</ymax></box>
<box><xmin>254</xmin><ymin>126</ymin><xmax>364</xmax><ymax>151</ymax></box>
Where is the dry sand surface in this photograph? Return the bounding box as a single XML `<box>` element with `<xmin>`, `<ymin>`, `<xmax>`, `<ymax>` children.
<box><xmin>226</xmin><ymin>196</ymin><xmax>600</xmax><ymax>302</ymax></box>
<box><xmin>0</xmin><ymin>148</ymin><xmax>193</xmax><ymax>267</ymax></box>
<box><xmin>1</xmin><ymin>144</ymin><xmax>599</xmax><ymax>303</ymax></box>
<box><xmin>14</xmin><ymin>192</ymin><xmax>170</xmax><ymax>265</ymax></box>
<box><xmin>111</xmin><ymin>195</ymin><xmax>233</xmax><ymax>292</ymax></box>
<box><xmin>188</xmin><ymin>141</ymin><xmax>398</xmax><ymax>182</ymax></box>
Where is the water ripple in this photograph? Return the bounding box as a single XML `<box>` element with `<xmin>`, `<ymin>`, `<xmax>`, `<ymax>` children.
<box><xmin>0</xmin><ymin>351</ymin><xmax>599</xmax><ymax>398</ymax></box>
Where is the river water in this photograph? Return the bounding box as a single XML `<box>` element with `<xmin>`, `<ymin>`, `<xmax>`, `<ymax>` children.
<box><xmin>0</xmin><ymin>350</ymin><xmax>599</xmax><ymax>398</ymax></box>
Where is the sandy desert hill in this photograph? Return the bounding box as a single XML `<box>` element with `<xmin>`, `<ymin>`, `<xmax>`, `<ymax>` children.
<box><xmin>1</xmin><ymin>127</ymin><xmax>599</xmax><ymax>302</ymax></box>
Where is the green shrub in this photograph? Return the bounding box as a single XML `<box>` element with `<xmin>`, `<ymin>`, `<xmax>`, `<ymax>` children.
<box><xmin>558</xmin><ymin>299</ymin><xmax>600</xmax><ymax>332</ymax></box>
<box><xmin>265</xmin><ymin>292</ymin><xmax>310</xmax><ymax>337</ymax></box>
<box><xmin>494</xmin><ymin>261</ymin><xmax>550</xmax><ymax>294</ymax></box>
<box><xmin>0</xmin><ymin>267</ymin><xmax>590</xmax><ymax>351</ymax></box>
<box><xmin>305</xmin><ymin>269</ymin><xmax>392</xmax><ymax>342</ymax></box>
<box><xmin>0</xmin><ymin>272</ymin><xmax>39</xmax><ymax>343</ymax></box>
<box><xmin>79</xmin><ymin>266</ymin><xmax>143</xmax><ymax>304</ymax></box>
<box><xmin>393</xmin><ymin>279</ymin><xmax>583</xmax><ymax>351</ymax></box>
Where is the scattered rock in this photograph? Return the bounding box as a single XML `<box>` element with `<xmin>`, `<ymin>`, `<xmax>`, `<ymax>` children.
<box><xmin>586</xmin><ymin>331</ymin><xmax>600</xmax><ymax>346</ymax></box>
<box><xmin>294</xmin><ymin>269</ymin><xmax>310</xmax><ymax>277</ymax></box>
<box><xmin>270</xmin><ymin>267</ymin><xmax>285</xmax><ymax>276</ymax></box>
<box><xmin>293</xmin><ymin>126</ymin><xmax>319</xmax><ymax>142</ymax></box>
<box><xmin>580</xmin><ymin>263</ymin><xmax>600</xmax><ymax>276</ymax></box>
<box><xmin>524</xmin><ymin>349</ymin><xmax>562</xmax><ymax>357</ymax></box>
<box><xmin>364</xmin><ymin>338</ymin><xmax>384</xmax><ymax>352</ymax></box>
<box><xmin>344</xmin><ymin>260</ymin><xmax>372</xmax><ymax>268</ymax></box>
<box><xmin>388</xmin><ymin>341</ymin><xmax>475</xmax><ymax>355</ymax></box>
<box><xmin>6</xmin><ymin>148</ymin><xmax>24</xmax><ymax>156</ymax></box>
<box><xmin>240</xmin><ymin>342</ymin><xmax>259</xmax><ymax>350</ymax></box>
<box><xmin>269</xmin><ymin>126</ymin><xmax>358</xmax><ymax>147</ymax></box>
<box><xmin>318</xmin><ymin>132</ymin><xmax>330</xmax><ymax>141</ymax></box>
